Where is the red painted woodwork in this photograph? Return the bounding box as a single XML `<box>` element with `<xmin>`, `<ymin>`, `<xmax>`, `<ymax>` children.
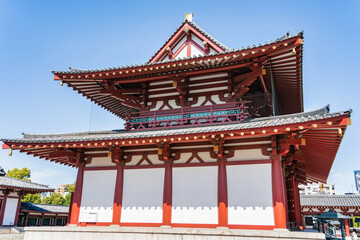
<box><xmin>162</xmin><ymin>161</ymin><xmax>172</xmax><ymax>226</ymax></box>
<box><xmin>0</xmin><ymin>193</ymin><xmax>8</xmax><ymax>225</ymax></box>
<box><xmin>67</xmin><ymin>193</ymin><xmax>73</xmax><ymax>225</ymax></box>
<box><xmin>112</xmin><ymin>164</ymin><xmax>124</xmax><ymax>225</ymax></box>
<box><xmin>271</xmin><ymin>155</ymin><xmax>287</xmax><ymax>229</ymax></box>
<box><xmin>217</xmin><ymin>159</ymin><xmax>228</xmax><ymax>226</ymax></box>
<box><xmin>344</xmin><ymin>219</ymin><xmax>350</xmax><ymax>236</ymax></box>
<box><xmin>126</xmin><ymin>101</ymin><xmax>249</xmax><ymax>130</ymax></box>
<box><xmin>14</xmin><ymin>193</ymin><xmax>22</xmax><ymax>226</ymax></box>
<box><xmin>39</xmin><ymin>213</ymin><xmax>44</xmax><ymax>226</ymax></box>
<box><xmin>70</xmin><ymin>166</ymin><xmax>84</xmax><ymax>225</ymax></box>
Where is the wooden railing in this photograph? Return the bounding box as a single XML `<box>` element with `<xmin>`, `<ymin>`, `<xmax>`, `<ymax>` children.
<box><xmin>125</xmin><ymin>101</ymin><xmax>250</xmax><ymax>130</ymax></box>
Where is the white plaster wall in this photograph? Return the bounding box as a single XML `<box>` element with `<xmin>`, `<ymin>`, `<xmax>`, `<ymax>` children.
<box><xmin>79</xmin><ymin>170</ymin><xmax>117</xmax><ymax>222</ymax></box>
<box><xmin>172</xmin><ymin>37</ymin><xmax>187</xmax><ymax>55</ymax></box>
<box><xmin>87</xmin><ymin>157</ymin><xmax>116</xmax><ymax>167</ymax></box>
<box><xmin>191</xmin><ymin>34</ymin><xmax>205</xmax><ymax>49</ymax></box>
<box><xmin>175</xmin><ymin>46</ymin><xmax>187</xmax><ymax>60</ymax></box>
<box><xmin>227</xmin><ymin>164</ymin><xmax>274</xmax><ymax>225</ymax></box>
<box><xmin>3</xmin><ymin>198</ymin><xmax>18</xmax><ymax>225</ymax></box>
<box><xmin>191</xmin><ymin>44</ymin><xmax>203</xmax><ymax>57</ymax></box>
<box><xmin>227</xmin><ymin>149</ymin><xmax>270</xmax><ymax>161</ymax></box>
<box><xmin>121</xmin><ymin>168</ymin><xmax>164</xmax><ymax>223</ymax></box>
<box><xmin>172</xmin><ymin>166</ymin><xmax>218</xmax><ymax>224</ymax></box>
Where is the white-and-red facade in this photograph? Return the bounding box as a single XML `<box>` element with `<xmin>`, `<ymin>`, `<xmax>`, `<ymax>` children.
<box><xmin>1</xmin><ymin>18</ymin><xmax>351</xmax><ymax>231</ymax></box>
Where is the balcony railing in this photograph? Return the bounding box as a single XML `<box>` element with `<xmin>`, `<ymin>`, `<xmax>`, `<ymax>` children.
<box><xmin>125</xmin><ymin>101</ymin><xmax>250</xmax><ymax>130</ymax></box>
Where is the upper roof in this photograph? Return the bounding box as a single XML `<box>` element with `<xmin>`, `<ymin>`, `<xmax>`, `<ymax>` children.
<box><xmin>301</xmin><ymin>195</ymin><xmax>360</xmax><ymax>207</ymax></box>
<box><xmin>0</xmin><ymin>176</ymin><xmax>54</xmax><ymax>193</ymax></box>
<box><xmin>20</xmin><ymin>202</ymin><xmax>69</xmax><ymax>214</ymax></box>
<box><xmin>53</xmin><ymin>30</ymin><xmax>304</xmax><ymax>118</ymax></box>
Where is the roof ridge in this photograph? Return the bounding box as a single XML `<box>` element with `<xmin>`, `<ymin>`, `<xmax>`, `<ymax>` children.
<box><xmin>52</xmin><ymin>32</ymin><xmax>303</xmax><ymax>75</ymax></box>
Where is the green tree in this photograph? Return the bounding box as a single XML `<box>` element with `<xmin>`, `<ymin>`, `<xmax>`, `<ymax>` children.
<box><xmin>7</xmin><ymin>167</ymin><xmax>31</xmax><ymax>181</ymax></box>
<box><xmin>22</xmin><ymin>193</ymin><xmax>42</xmax><ymax>203</ymax></box>
<box><xmin>41</xmin><ymin>193</ymin><xmax>66</xmax><ymax>205</ymax></box>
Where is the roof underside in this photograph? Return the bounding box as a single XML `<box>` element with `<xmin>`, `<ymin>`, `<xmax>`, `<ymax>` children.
<box><xmin>53</xmin><ymin>31</ymin><xmax>304</xmax><ymax>119</ymax></box>
<box><xmin>1</xmin><ymin>107</ymin><xmax>351</xmax><ymax>183</ymax></box>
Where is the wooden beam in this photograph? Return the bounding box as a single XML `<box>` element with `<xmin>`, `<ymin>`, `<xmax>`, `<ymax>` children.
<box><xmin>99</xmin><ymin>89</ymin><xmax>141</xmax><ymax>109</ymax></box>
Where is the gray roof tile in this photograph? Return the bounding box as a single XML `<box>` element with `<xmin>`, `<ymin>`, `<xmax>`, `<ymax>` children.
<box><xmin>20</xmin><ymin>202</ymin><xmax>68</xmax><ymax>213</ymax></box>
<box><xmin>301</xmin><ymin>195</ymin><xmax>360</xmax><ymax>207</ymax></box>
<box><xmin>1</xmin><ymin>105</ymin><xmax>351</xmax><ymax>144</ymax></box>
<box><xmin>0</xmin><ymin>176</ymin><xmax>54</xmax><ymax>192</ymax></box>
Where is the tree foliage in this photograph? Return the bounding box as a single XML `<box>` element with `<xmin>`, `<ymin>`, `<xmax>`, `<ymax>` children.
<box><xmin>41</xmin><ymin>193</ymin><xmax>66</xmax><ymax>205</ymax></box>
<box><xmin>7</xmin><ymin>167</ymin><xmax>31</xmax><ymax>181</ymax></box>
<box><xmin>22</xmin><ymin>193</ymin><xmax>42</xmax><ymax>203</ymax></box>
<box><xmin>63</xmin><ymin>182</ymin><xmax>75</xmax><ymax>206</ymax></box>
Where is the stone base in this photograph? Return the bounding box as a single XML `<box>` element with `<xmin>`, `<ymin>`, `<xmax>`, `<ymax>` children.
<box><xmin>23</xmin><ymin>226</ymin><xmax>325</xmax><ymax>240</ymax></box>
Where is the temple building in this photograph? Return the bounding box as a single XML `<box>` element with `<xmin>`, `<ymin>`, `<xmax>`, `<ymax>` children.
<box><xmin>1</xmin><ymin>15</ymin><xmax>351</xmax><ymax>239</ymax></box>
<box><xmin>0</xmin><ymin>169</ymin><xmax>54</xmax><ymax>226</ymax></box>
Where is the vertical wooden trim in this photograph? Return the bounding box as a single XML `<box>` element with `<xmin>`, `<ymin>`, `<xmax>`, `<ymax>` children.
<box><xmin>218</xmin><ymin>159</ymin><xmax>228</xmax><ymax>226</ymax></box>
<box><xmin>14</xmin><ymin>193</ymin><xmax>22</xmax><ymax>226</ymax></box>
<box><xmin>39</xmin><ymin>213</ymin><xmax>44</xmax><ymax>226</ymax></box>
<box><xmin>24</xmin><ymin>213</ymin><xmax>28</xmax><ymax>226</ymax></box>
<box><xmin>344</xmin><ymin>219</ymin><xmax>350</xmax><ymax>236</ymax></box>
<box><xmin>0</xmin><ymin>193</ymin><xmax>8</xmax><ymax>226</ymax></box>
<box><xmin>271</xmin><ymin>155</ymin><xmax>287</xmax><ymax>228</ymax></box>
<box><xmin>292</xmin><ymin>176</ymin><xmax>302</xmax><ymax>227</ymax></box>
<box><xmin>113</xmin><ymin>164</ymin><xmax>124</xmax><ymax>225</ymax></box>
<box><xmin>67</xmin><ymin>193</ymin><xmax>73</xmax><ymax>225</ymax></box>
<box><xmin>162</xmin><ymin>161</ymin><xmax>172</xmax><ymax>226</ymax></box>
<box><xmin>70</xmin><ymin>166</ymin><xmax>84</xmax><ymax>225</ymax></box>
<box><xmin>54</xmin><ymin>214</ymin><xmax>58</xmax><ymax>226</ymax></box>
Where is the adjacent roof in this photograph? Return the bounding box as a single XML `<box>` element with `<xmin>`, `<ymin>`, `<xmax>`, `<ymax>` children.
<box><xmin>301</xmin><ymin>195</ymin><xmax>360</xmax><ymax>207</ymax></box>
<box><xmin>20</xmin><ymin>202</ymin><xmax>69</xmax><ymax>214</ymax></box>
<box><xmin>0</xmin><ymin>176</ymin><xmax>54</xmax><ymax>193</ymax></box>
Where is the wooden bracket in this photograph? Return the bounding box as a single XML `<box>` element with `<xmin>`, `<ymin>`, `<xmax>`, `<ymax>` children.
<box><xmin>99</xmin><ymin>89</ymin><xmax>142</xmax><ymax>109</ymax></box>
<box><xmin>110</xmin><ymin>147</ymin><xmax>125</xmax><ymax>165</ymax></box>
<box><xmin>158</xmin><ymin>142</ymin><xmax>171</xmax><ymax>162</ymax></box>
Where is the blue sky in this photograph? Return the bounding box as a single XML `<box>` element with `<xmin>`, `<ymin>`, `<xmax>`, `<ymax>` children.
<box><xmin>0</xmin><ymin>0</ymin><xmax>359</xmax><ymax>193</ymax></box>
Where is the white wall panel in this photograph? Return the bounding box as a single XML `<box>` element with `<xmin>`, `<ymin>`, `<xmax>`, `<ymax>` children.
<box><xmin>227</xmin><ymin>149</ymin><xmax>270</xmax><ymax>161</ymax></box>
<box><xmin>172</xmin><ymin>166</ymin><xmax>218</xmax><ymax>224</ymax></box>
<box><xmin>175</xmin><ymin>46</ymin><xmax>187</xmax><ymax>60</ymax></box>
<box><xmin>227</xmin><ymin>164</ymin><xmax>274</xmax><ymax>225</ymax></box>
<box><xmin>3</xmin><ymin>198</ymin><xmax>18</xmax><ymax>225</ymax></box>
<box><xmin>191</xmin><ymin>44</ymin><xmax>203</xmax><ymax>57</ymax></box>
<box><xmin>87</xmin><ymin>157</ymin><xmax>116</xmax><ymax>167</ymax></box>
<box><xmin>121</xmin><ymin>168</ymin><xmax>164</xmax><ymax>223</ymax></box>
<box><xmin>79</xmin><ymin>170</ymin><xmax>117</xmax><ymax>222</ymax></box>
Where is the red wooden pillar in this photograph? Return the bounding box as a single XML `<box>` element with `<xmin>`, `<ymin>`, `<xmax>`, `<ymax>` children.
<box><xmin>292</xmin><ymin>177</ymin><xmax>302</xmax><ymax>227</ymax></box>
<box><xmin>344</xmin><ymin>219</ymin><xmax>350</xmax><ymax>236</ymax></box>
<box><xmin>69</xmin><ymin>166</ymin><xmax>84</xmax><ymax>225</ymax></box>
<box><xmin>113</xmin><ymin>163</ymin><xmax>125</xmax><ymax>225</ymax></box>
<box><xmin>39</xmin><ymin>213</ymin><xmax>44</xmax><ymax>226</ymax></box>
<box><xmin>218</xmin><ymin>159</ymin><xmax>228</xmax><ymax>227</ymax></box>
<box><xmin>162</xmin><ymin>160</ymin><xmax>172</xmax><ymax>226</ymax></box>
<box><xmin>54</xmin><ymin>214</ymin><xmax>57</xmax><ymax>226</ymax></box>
<box><xmin>0</xmin><ymin>191</ymin><xmax>9</xmax><ymax>226</ymax></box>
<box><xmin>24</xmin><ymin>213</ymin><xmax>29</xmax><ymax>226</ymax></box>
<box><xmin>14</xmin><ymin>192</ymin><xmax>23</xmax><ymax>226</ymax></box>
<box><xmin>271</xmin><ymin>155</ymin><xmax>287</xmax><ymax>229</ymax></box>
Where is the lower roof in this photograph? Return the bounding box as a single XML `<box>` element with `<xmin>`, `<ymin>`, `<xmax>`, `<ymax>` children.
<box><xmin>1</xmin><ymin>106</ymin><xmax>351</xmax><ymax>183</ymax></box>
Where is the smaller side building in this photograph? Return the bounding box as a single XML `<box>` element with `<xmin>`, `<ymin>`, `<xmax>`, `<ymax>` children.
<box><xmin>0</xmin><ymin>175</ymin><xmax>54</xmax><ymax>226</ymax></box>
<box><xmin>298</xmin><ymin>183</ymin><xmax>335</xmax><ymax>195</ymax></box>
<box><xmin>18</xmin><ymin>202</ymin><xmax>68</xmax><ymax>226</ymax></box>
<box><xmin>301</xmin><ymin>194</ymin><xmax>360</xmax><ymax>229</ymax></box>
<box><xmin>355</xmin><ymin>171</ymin><xmax>360</xmax><ymax>194</ymax></box>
